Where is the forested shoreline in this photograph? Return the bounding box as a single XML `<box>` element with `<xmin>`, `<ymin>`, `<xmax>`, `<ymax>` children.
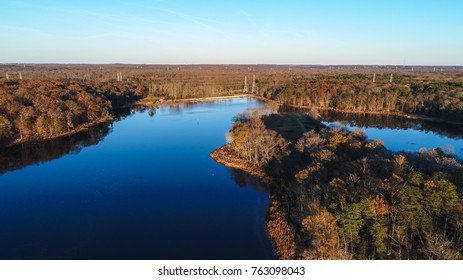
<box><xmin>0</xmin><ymin>77</ymin><xmax>237</xmax><ymax>147</ymax></box>
<box><xmin>211</xmin><ymin>110</ymin><xmax>463</xmax><ymax>259</ymax></box>
<box><xmin>2</xmin><ymin>66</ymin><xmax>463</xmax><ymax>148</ymax></box>
<box><xmin>0</xmin><ymin>79</ymin><xmax>142</xmax><ymax>147</ymax></box>
<box><xmin>2</xmin><ymin>65</ymin><xmax>463</xmax><ymax>259</ymax></box>
<box><xmin>255</xmin><ymin>76</ymin><xmax>463</xmax><ymax>123</ymax></box>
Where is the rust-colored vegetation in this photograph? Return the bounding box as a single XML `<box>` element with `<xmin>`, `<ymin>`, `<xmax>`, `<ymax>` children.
<box><xmin>2</xmin><ymin>64</ymin><xmax>463</xmax><ymax>260</ymax></box>
<box><xmin>216</xmin><ymin>109</ymin><xmax>463</xmax><ymax>260</ymax></box>
<box><xmin>2</xmin><ymin>64</ymin><xmax>463</xmax><ymax>146</ymax></box>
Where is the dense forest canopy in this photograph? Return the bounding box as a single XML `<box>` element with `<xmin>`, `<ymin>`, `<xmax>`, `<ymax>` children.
<box><xmin>2</xmin><ymin>65</ymin><xmax>463</xmax><ymax>259</ymax></box>
<box><xmin>219</xmin><ymin>111</ymin><xmax>463</xmax><ymax>259</ymax></box>
<box><xmin>0</xmin><ymin>79</ymin><xmax>141</xmax><ymax>146</ymax></box>
<box><xmin>256</xmin><ymin>76</ymin><xmax>463</xmax><ymax>122</ymax></box>
<box><xmin>1</xmin><ymin>65</ymin><xmax>462</xmax><ymax>148</ymax></box>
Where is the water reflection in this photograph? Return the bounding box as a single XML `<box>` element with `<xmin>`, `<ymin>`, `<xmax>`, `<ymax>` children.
<box><xmin>0</xmin><ymin>123</ymin><xmax>112</xmax><ymax>176</ymax></box>
<box><xmin>0</xmin><ymin>98</ymin><xmax>275</xmax><ymax>260</ymax></box>
<box><xmin>229</xmin><ymin>168</ymin><xmax>270</xmax><ymax>193</ymax></box>
<box><xmin>0</xmin><ymin>100</ymin><xmax>249</xmax><ymax>177</ymax></box>
<box><xmin>0</xmin><ymin>105</ymin><xmax>146</xmax><ymax>176</ymax></box>
<box><xmin>317</xmin><ymin>110</ymin><xmax>463</xmax><ymax>140</ymax></box>
<box><xmin>281</xmin><ymin>106</ymin><xmax>463</xmax><ymax>140</ymax></box>
<box><xmin>280</xmin><ymin>106</ymin><xmax>463</xmax><ymax>159</ymax></box>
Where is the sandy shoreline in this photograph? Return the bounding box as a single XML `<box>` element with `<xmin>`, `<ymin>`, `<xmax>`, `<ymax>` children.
<box><xmin>136</xmin><ymin>94</ymin><xmax>261</xmax><ymax>107</ymax></box>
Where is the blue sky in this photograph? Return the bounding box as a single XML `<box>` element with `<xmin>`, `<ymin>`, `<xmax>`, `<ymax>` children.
<box><xmin>0</xmin><ymin>0</ymin><xmax>462</xmax><ymax>64</ymax></box>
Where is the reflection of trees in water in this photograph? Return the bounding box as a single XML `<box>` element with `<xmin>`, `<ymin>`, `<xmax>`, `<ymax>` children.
<box><xmin>0</xmin><ymin>122</ymin><xmax>112</xmax><ymax>175</ymax></box>
<box><xmin>281</xmin><ymin>106</ymin><xmax>463</xmax><ymax>140</ymax></box>
<box><xmin>148</xmin><ymin>107</ymin><xmax>156</xmax><ymax>117</ymax></box>
<box><xmin>169</xmin><ymin>104</ymin><xmax>182</xmax><ymax>114</ymax></box>
<box><xmin>0</xmin><ymin>105</ymin><xmax>161</xmax><ymax>175</ymax></box>
<box><xmin>112</xmin><ymin>106</ymin><xmax>136</xmax><ymax>121</ymax></box>
<box><xmin>229</xmin><ymin>167</ymin><xmax>292</xmax><ymax>257</ymax></box>
<box><xmin>229</xmin><ymin>168</ymin><xmax>270</xmax><ymax>193</ymax></box>
<box><xmin>114</xmin><ymin>105</ymin><xmax>158</xmax><ymax>119</ymax></box>
<box><xmin>229</xmin><ymin>165</ymin><xmax>302</xmax><ymax>260</ymax></box>
<box><xmin>182</xmin><ymin>103</ymin><xmax>195</xmax><ymax>111</ymax></box>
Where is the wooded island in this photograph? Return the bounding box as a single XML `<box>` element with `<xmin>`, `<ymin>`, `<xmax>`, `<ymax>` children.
<box><xmin>1</xmin><ymin>64</ymin><xmax>463</xmax><ymax>259</ymax></box>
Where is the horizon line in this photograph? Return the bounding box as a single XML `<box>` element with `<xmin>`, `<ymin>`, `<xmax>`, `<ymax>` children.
<box><xmin>1</xmin><ymin>62</ymin><xmax>463</xmax><ymax>67</ymax></box>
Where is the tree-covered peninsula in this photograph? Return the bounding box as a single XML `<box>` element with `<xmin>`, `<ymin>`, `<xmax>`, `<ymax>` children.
<box><xmin>211</xmin><ymin>110</ymin><xmax>463</xmax><ymax>260</ymax></box>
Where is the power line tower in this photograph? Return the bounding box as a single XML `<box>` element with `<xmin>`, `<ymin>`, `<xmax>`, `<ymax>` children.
<box><xmin>243</xmin><ymin>76</ymin><xmax>248</xmax><ymax>93</ymax></box>
<box><xmin>251</xmin><ymin>75</ymin><xmax>257</xmax><ymax>94</ymax></box>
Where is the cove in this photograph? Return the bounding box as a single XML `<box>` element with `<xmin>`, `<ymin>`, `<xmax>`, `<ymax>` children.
<box><xmin>0</xmin><ymin>98</ymin><xmax>276</xmax><ymax>260</ymax></box>
<box><xmin>318</xmin><ymin>110</ymin><xmax>463</xmax><ymax>159</ymax></box>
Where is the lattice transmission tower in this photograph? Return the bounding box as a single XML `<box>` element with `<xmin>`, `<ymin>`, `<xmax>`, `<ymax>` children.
<box><xmin>251</xmin><ymin>75</ymin><xmax>257</xmax><ymax>94</ymax></box>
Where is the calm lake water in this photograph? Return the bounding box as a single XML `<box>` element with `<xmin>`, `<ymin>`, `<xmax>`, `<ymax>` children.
<box><xmin>3</xmin><ymin>99</ymin><xmax>462</xmax><ymax>260</ymax></box>
<box><xmin>0</xmin><ymin>98</ymin><xmax>276</xmax><ymax>260</ymax></box>
<box><xmin>318</xmin><ymin>110</ymin><xmax>463</xmax><ymax>159</ymax></box>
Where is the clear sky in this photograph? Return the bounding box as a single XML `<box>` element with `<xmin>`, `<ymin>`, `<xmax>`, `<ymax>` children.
<box><xmin>0</xmin><ymin>0</ymin><xmax>462</xmax><ymax>65</ymax></box>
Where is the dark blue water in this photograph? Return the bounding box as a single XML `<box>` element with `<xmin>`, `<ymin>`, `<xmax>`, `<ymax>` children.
<box><xmin>0</xmin><ymin>98</ymin><xmax>276</xmax><ymax>260</ymax></box>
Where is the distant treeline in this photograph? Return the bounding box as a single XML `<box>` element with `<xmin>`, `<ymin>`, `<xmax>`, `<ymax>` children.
<box><xmin>2</xmin><ymin>70</ymin><xmax>463</xmax><ymax>147</ymax></box>
<box><xmin>0</xmin><ymin>79</ymin><xmax>144</xmax><ymax>146</ymax></box>
<box><xmin>0</xmin><ymin>77</ymin><xmax>239</xmax><ymax>147</ymax></box>
<box><xmin>221</xmin><ymin>111</ymin><xmax>463</xmax><ymax>260</ymax></box>
<box><xmin>257</xmin><ymin>76</ymin><xmax>463</xmax><ymax>122</ymax></box>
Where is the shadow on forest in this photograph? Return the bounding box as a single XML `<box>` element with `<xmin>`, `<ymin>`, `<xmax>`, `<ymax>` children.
<box><xmin>281</xmin><ymin>106</ymin><xmax>463</xmax><ymax>140</ymax></box>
